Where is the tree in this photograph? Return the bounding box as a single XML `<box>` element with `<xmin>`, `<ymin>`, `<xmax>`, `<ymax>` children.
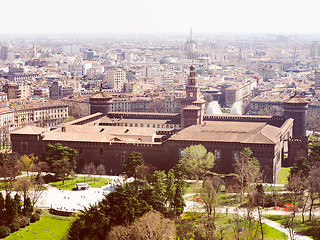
<box><xmin>0</xmin><ymin>152</ymin><xmax>20</xmax><ymax>194</ymax></box>
<box><xmin>0</xmin><ymin>126</ymin><xmax>10</xmax><ymax>149</ymax></box>
<box><xmin>165</xmin><ymin>169</ymin><xmax>176</xmax><ymax>211</ymax></box>
<box><xmin>122</xmin><ymin>152</ymin><xmax>144</xmax><ymax>178</ymax></box>
<box><xmin>0</xmin><ymin>193</ymin><xmax>5</xmax><ymax>225</ymax></box>
<box><xmin>147</xmin><ymin>100</ymin><xmax>167</xmax><ymax>113</ymax></box>
<box><xmin>5</xmin><ymin>194</ymin><xmax>16</xmax><ymax>225</ymax></box>
<box><xmin>18</xmin><ymin>155</ymin><xmax>34</xmax><ymax>177</ymax></box>
<box><xmin>14</xmin><ymin>177</ymin><xmax>33</xmax><ymax>202</ymax></box>
<box><xmin>200</xmin><ymin>179</ymin><xmax>220</xmax><ymax>216</ymax></box>
<box><xmin>96</xmin><ymin>164</ymin><xmax>106</xmax><ymax>180</ymax></box>
<box><xmin>22</xmin><ymin>197</ymin><xmax>33</xmax><ymax>217</ymax></box>
<box><xmin>179</xmin><ymin>144</ymin><xmax>215</xmax><ymax>180</ymax></box>
<box><xmin>108</xmin><ymin>211</ymin><xmax>176</xmax><ymax>240</ymax></box>
<box><xmin>44</xmin><ymin>143</ymin><xmax>78</xmax><ymax>184</ymax></box>
<box><xmin>234</xmin><ymin>147</ymin><xmax>261</xmax><ymax>202</ymax></box>
<box><xmin>306</xmin><ymin>166</ymin><xmax>320</xmax><ymax>221</ymax></box>
<box><xmin>151</xmin><ymin>171</ymin><xmax>167</xmax><ymax>205</ymax></box>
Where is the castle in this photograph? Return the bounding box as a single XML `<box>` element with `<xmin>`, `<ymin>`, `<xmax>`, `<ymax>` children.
<box><xmin>10</xmin><ymin>67</ymin><xmax>308</xmax><ymax>182</ymax></box>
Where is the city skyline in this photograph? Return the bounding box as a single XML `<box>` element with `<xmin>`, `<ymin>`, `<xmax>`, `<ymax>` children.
<box><xmin>1</xmin><ymin>0</ymin><xmax>320</xmax><ymax>35</ymax></box>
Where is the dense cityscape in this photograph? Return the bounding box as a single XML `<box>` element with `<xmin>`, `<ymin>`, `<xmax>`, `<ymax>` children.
<box><xmin>1</xmin><ymin>0</ymin><xmax>320</xmax><ymax>239</ymax></box>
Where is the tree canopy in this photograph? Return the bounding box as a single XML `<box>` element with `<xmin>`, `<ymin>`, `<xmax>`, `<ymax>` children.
<box><xmin>44</xmin><ymin>143</ymin><xmax>78</xmax><ymax>184</ymax></box>
<box><xmin>179</xmin><ymin>144</ymin><xmax>215</xmax><ymax>180</ymax></box>
<box><xmin>122</xmin><ymin>152</ymin><xmax>145</xmax><ymax>178</ymax></box>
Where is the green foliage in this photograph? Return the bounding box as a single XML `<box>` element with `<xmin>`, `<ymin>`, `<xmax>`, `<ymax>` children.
<box><xmin>179</xmin><ymin>144</ymin><xmax>215</xmax><ymax>180</ymax></box>
<box><xmin>35</xmin><ymin>209</ymin><xmax>42</xmax><ymax>215</ymax></box>
<box><xmin>8</xmin><ymin>222</ymin><xmax>20</xmax><ymax>233</ymax></box>
<box><xmin>23</xmin><ymin>197</ymin><xmax>33</xmax><ymax>217</ymax></box>
<box><xmin>30</xmin><ymin>213</ymin><xmax>41</xmax><ymax>223</ymax></box>
<box><xmin>151</xmin><ymin>170</ymin><xmax>167</xmax><ymax>203</ymax></box>
<box><xmin>290</xmin><ymin>157</ymin><xmax>311</xmax><ymax>178</ymax></box>
<box><xmin>0</xmin><ymin>226</ymin><xmax>10</xmax><ymax>238</ymax></box>
<box><xmin>276</xmin><ymin>167</ymin><xmax>291</xmax><ymax>184</ymax></box>
<box><xmin>44</xmin><ymin>143</ymin><xmax>78</xmax><ymax>184</ymax></box>
<box><xmin>0</xmin><ymin>192</ymin><xmax>4</xmax><ymax>225</ymax></box>
<box><xmin>122</xmin><ymin>152</ymin><xmax>145</xmax><ymax>178</ymax></box>
<box><xmin>5</xmin><ymin>194</ymin><xmax>16</xmax><ymax>225</ymax></box>
<box><xmin>13</xmin><ymin>194</ymin><xmax>22</xmax><ymax>215</ymax></box>
<box><xmin>6</xmin><ymin>213</ymin><xmax>73</xmax><ymax>240</ymax></box>
<box><xmin>68</xmin><ymin>163</ymin><xmax>187</xmax><ymax>239</ymax></box>
<box><xmin>309</xmin><ymin>144</ymin><xmax>320</xmax><ymax>163</ymax></box>
<box><xmin>48</xmin><ymin>176</ymin><xmax>111</xmax><ymax>190</ymax></box>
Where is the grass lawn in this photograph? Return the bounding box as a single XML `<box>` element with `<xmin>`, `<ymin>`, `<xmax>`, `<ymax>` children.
<box><xmin>6</xmin><ymin>211</ymin><xmax>74</xmax><ymax>240</ymax></box>
<box><xmin>276</xmin><ymin>167</ymin><xmax>291</xmax><ymax>185</ymax></box>
<box><xmin>264</xmin><ymin>214</ymin><xmax>320</xmax><ymax>239</ymax></box>
<box><xmin>48</xmin><ymin>176</ymin><xmax>111</xmax><ymax>190</ymax></box>
<box><xmin>177</xmin><ymin>212</ymin><xmax>287</xmax><ymax>240</ymax></box>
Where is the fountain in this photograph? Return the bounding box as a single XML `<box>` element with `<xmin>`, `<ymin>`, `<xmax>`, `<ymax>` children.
<box><xmin>206</xmin><ymin>101</ymin><xmax>222</xmax><ymax>114</ymax></box>
<box><xmin>230</xmin><ymin>101</ymin><xmax>242</xmax><ymax>115</ymax></box>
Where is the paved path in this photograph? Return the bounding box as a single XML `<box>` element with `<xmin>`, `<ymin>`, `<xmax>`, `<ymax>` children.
<box><xmin>185</xmin><ymin>199</ymin><xmax>313</xmax><ymax>240</ymax></box>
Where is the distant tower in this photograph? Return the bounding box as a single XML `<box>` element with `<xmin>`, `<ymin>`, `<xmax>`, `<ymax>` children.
<box><xmin>32</xmin><ymin>44</ymin><xmax>37</xmax><ymax>58</ymax></box>
<box><xmin>89</xmin><ymin>90</ymin><xmax>112</xmax><ymax>116</ymax></box>
<box><xmin>185</xmin><ymin>28</ymin><xmax>197</xmax><ymax>60</ymax></box>
<box><xmin>283</xmin><ymin>95</ymin><xmax>308</xmax><ymax>138</ymax></box>
<box><xmin>181</xmin><ymin>66</ymin><xmax>206</xmax><ymax>128</ymax></box>
<box><xmin>315</xmin><ymin>70</ymin><xmax>320</xmax><ymax>90</ymax></box>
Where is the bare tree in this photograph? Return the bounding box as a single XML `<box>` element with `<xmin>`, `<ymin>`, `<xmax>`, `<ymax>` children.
<box><xmin>88</xmin><ymin>162</ymin><xmax>97</xmax><ymax>183</ymax></box>
<box><xmin>147</xmin><ymin>100</ymin><xmax>167</xmax><ymax>113</ymax></box>
<box><xmin>234</xmin><ymin>148</ymin><xmax>261</xmax><ymax>202</ymax></box>
<box><xmin>96</xmin><ymin>164</ymin><xmax>106</xmax><ymax>180</ymax></box>
<box><xmin>107</xmin><ymin>211</ymin><xmax>176</xmax><ymax>240</ymax></box>
<box><xmin>0</xmin><ymin>152</ymin><xmax>20</xmax><ymax>194</ymax></box>
<box><xmin>200</xmin><ymin>179</ymin><xmax>220</xmax><ymax>217</ymax></box>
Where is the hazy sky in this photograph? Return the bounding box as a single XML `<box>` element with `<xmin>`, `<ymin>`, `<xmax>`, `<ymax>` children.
<box><xmin>1</xmin><ymin>0</ymin><xmax>319</xmax><ymax>35</ymax></box>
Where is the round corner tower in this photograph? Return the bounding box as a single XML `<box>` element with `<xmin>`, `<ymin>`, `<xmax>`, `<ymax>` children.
<box><xmin>283</xmin><ymin>95</ymin><xmax>308</xmax><ymax>138</ymax></box>
<box><xmin>89</xmin><ymin>90</ymin><xmax>112</xmax><ymax>116</ymax></box>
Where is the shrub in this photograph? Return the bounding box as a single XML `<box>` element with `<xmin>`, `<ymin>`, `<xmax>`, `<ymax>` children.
<box><xmin>0</xmin><ymin>226</ymin><xmax>11</xmax><ymax>238</ymax></box>
<box><xmin>18</xmin><ymin>217</ymin><xmax>30</xmax><ymax>228</ymax></box>
<box><xmin>35</xmin><ymin>209</ymin><xmax>43</xmax><ymax>215</ymax></box>
<box><xmin>8</xmin><ymin>222</ymin><xmax>20</xmax><ymax>232</ymax></box>
<box><xmin>30</xmin><ymin>213</ymin><xmax>41</xmax><ymax>223</ymax></box>
<box><xmin>43</xmin><ymin>174</ymin><xmax>58</xmax><ymax>183</ymax></box>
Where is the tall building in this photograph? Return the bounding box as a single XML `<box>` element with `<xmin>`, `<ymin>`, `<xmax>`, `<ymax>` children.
<box><xmin>0</xmin><ymin>46</ymin><xmax>8</xmax><ymax>60</ymax></box>
<box><xmin>283</xmin><ymin>95</ymin><xmax>308</xmax><ymax>138</ymax></box>
<box><xmin>32</xmin><ymin>44</ymin><xmax>37</xmax><ymax>58</ymax></box>
<box><xmin>181</xmin><ymin>66</ymin><xmax>205</xmax><ymax>128</ymax></box>
<box><xmin>184</xmin><ymin>28</ymin><xmax>198</xmax><ymax>60</ymax></box>
<box><xmin>107</xmin><ymin>69</ymin><xmax>126</xmax><ymax>91</ymax></box>
<box><xmin>310</xmin><ymin>41</ymin><xmax>320</xmax><ymax>59</ymax></box>
<box><xmin>315</xmin><ymin>70</ymin><xmax>320</xmax><ymax>90</ymax></box>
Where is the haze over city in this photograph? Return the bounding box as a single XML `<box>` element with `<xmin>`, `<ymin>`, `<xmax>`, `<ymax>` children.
<box><xmin>1</xmin><ymin>0</ymin><xmax>320</xmax><ymax>35</ymax></box>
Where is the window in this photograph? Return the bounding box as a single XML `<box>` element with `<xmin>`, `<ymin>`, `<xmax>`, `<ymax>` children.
<box><xmin>79</xmin><ymin>147</ymin><xmax>83</xmax><ymax>154</ymax></box>
<box><xmin>121</xmin><ymin>156</ymin><xmax>126</xmax><ymax>163</ymax></box>
<box><xmin>99</xmin><ymin>148</ymin><xmax>103</xmax><ymax>155</ymax></box>
<box><xmin>21</xmin><ymin>142</ymin><xmax>27</xmax><ymax>151</ymax></box>
<box><xmin>233</xmin><ymin>151</ymin><xmax>238</xmax><ymax>160</ymax></box>
<box><xmin>190</xmin><ymin>92</ymin><xmax>194</xmax><ymax>97</ymax></box>
<box><xmin>179</xmin><ymin>148</ymin><xmax>185</xmax><ymax>158</ymax></box>
<box><xmin>215</xmin><ymin>150</ymin><xmax>221</xmax><ymax>160</ymax></box>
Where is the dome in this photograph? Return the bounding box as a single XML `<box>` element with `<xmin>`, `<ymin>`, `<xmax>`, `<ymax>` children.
<box><xmin>160</xmin><ymin>56</ymin><xmax>177</xmax><ymax>64</ymax></box>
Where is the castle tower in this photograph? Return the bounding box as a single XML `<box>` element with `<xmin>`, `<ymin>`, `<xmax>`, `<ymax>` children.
<box><xmin>181</xmin><ymin>66</ymin><xmax>206</xmax><ymax>128</ymax></box>
<box><xmin>283</xmin><ymin>95</ymin><xmax>308</xmax><ymax>138</ymax></box>
<box><xmin>89</xmin><ymin>90</ymin><xmax>112</xmax><ymax>116</ymax></box>
<box><xmin>32</xmin><ymin>44</ymin><xmax>37</xmax><ymax>58</ymax></box>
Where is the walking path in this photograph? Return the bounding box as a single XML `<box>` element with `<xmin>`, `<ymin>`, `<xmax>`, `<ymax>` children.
<box><xmin>185</xmin><ymin>199</ymin><xmax>314</xmax><ymax>240</ymax></box>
